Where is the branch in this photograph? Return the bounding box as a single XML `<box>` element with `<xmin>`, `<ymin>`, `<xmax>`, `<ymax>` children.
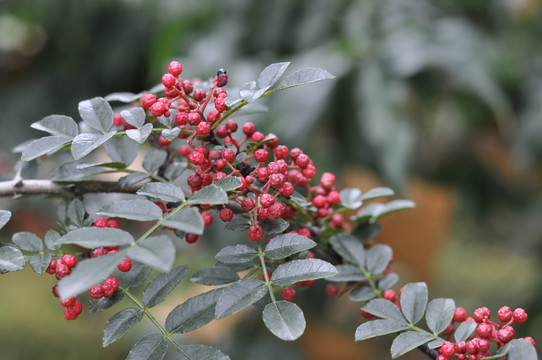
<box><xmin>0</xmin><ymin>178</ymin><xmax>142</xmax><ymax>198</ymax></box>
<box><xmin>418</xmin><ymin>343</ymin><xmax>439</xmax><ymax>359</ymax></box>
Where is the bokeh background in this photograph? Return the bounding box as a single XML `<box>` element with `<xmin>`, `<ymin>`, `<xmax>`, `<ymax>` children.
<box><xmin>1</xmin><ymin>0</ymin><xmax>541</xmax><ymax>359</ymax></box>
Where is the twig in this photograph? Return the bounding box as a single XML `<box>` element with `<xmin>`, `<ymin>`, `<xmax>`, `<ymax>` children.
<box><xmin>0</xmin><ymin>179</ymin><xmax>142</xmax><ymax>198</ymax></box>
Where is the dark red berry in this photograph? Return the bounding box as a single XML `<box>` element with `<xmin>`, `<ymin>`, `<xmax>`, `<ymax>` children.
<box><xmin>473</xmin><ymin>307</ymin><xmax>491</xmax><ymax>323</ymax></box>
<box><xmin>296</xmin><ymin>154</ymin><xmax>310</xmax><ymax>168</ymax></box>
<box><xmin>185</xmin><ymin>233</ymin><xmax>199</xmax><ymax>244</ymax></box>
<box><xmin>512</xmin><ymin>308</ymin><xmax>528</xmax><ymax>324</ymax></box>
<box><xmin>248</xmin><ymin>225</ymin><xmax>263</xmax><ymax>241</ymax></box>
<box><xmin>241</xmin><ymin>197</ymin><xmax>256</xmax><ymax>212</ymax></box>
<box><xmin>196</xmin><ymin>122</ymin><xmax>211</xmax><ymax>136</ymax></box>
<box><xmin>118</xmin><ymin>257</ymin><xmax>132</xmax><ymax>272</ymax></box>
<box><xmin>219</xmin><ymin>208</ymin><xmax>234</xmax><ymax>222</ymax></box>
<box><xmin>89</xmin><ymin>285</ymin><xmax>104</xmax><ymax>299</ymax></box>
<box><xmin>188</xmin><ymin>112</ymin><xmax>202</xmax><ymax>126</ymax></box>
<box><xmin>325</xmin><ymin>284</ymin><xmax>340</xmax><ymax>297</ymax></box>
<box><xmin>476</xmin><ymin>322</ymin><xmax>493</xmax><ymax>338</ymax></box>
<box><xmin>193</xmin><ymin>89</ymin><xmax>206</xmax><ymax>102</ymax></box>
<box><xmin>158</xmin><ymin>135</ymin><xmax>171</xmax><ymax>148</ymax></box>
<box><xmin>215</xmin><ymin>97</ymin><xmax>228</xmax><ymax>112</ymax></box>
<box><xmin>282</xmin><ymin>287</ymin><xmax>296</xmax><ymax>302</ymax></box>
<box><xmin>189</xmin><ymin>151</ymin><xmax>206</xmax><ymax>165</ymax></box>
<box><xmin>260</xmin><ymin>193</ymin><xmax>275</xmax><ymax>208</ymax></box>
<box><xmin>497</xmin><ymin>306</ymin><xmax>513</xmax><ymax>322</ymax></box>
<box><xmin>453</xmin><ymin>307</ymin><xmax>468</xmax><ymax>322</ymax></box>
<box><xmin>242</xmin><ymin>122</ymin><xmax>256</xmax><ymax>136</ymax></box>
<box><xmin>46</xmin><ymin>258</ymin><xmax>57</xmax><ymax>274</ymax></box>
<box><xmin>222</xmin><ymin>148</ymin><xmax>236</xmax><ymax>163</ymax></box>
<box><xmin>312</xmin><ymin>195</ymin><xmax>327</xmax><ymax>208</ymax></box>
<box><xmin>113</xmin><ymin>114</ymin><xmax>124</xmax><ymax>127</ymax></box>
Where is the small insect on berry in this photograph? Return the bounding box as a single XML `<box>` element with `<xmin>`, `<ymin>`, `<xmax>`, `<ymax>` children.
<box><xmin>216</xmin><ymin>68</ymin><xmax>228</xmax><ymax>87</ymax></box>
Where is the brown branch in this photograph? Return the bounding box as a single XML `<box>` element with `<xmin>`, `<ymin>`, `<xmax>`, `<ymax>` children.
<box><xmin>0</xmin><ymin>179</ymin><xmax>142</xmax><ymax>198</ymax></box>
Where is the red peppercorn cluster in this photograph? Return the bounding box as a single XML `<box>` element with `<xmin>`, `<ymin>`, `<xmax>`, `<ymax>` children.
<box><xmin>435</xmin><ymin>306</ymin><xmax>534</xmax><ymax>359</ymax></box>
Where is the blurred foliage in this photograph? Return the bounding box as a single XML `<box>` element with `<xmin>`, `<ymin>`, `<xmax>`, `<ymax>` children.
<box><xmin>1</xmin><ymin>0</ymin><xmax>541</xmax><ymax>358</ymax></box>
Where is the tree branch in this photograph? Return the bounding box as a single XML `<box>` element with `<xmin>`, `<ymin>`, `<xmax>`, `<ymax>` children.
<box><xmin>0</xmin><ymin>179</ymin><xmax>142</xmax><ymax>198</ymax></box>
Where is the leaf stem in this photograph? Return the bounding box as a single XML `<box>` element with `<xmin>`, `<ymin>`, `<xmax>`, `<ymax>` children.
<box><xmin>257</xmin><ymin>242</ymin><xmax>276</xmax><ymax>303</ymax></box>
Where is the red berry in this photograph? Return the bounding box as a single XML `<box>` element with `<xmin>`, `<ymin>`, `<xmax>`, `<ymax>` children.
<box><xmin>473</xmin><ymin>307</ymin><xmax>491</xmax><ymax>323</ymax></box>
<box><xmin>141</xmin><ymin>94</ymin><xmax>157</xmax><ymax>108</ymax></box>
<box><xmin>256</xmin><ymin>167</ymin><xmax>269</xmax><ymax>182</ymax></box>
<box><xmin>295</xmin><ymin>279</ymin><xmax>315</xmax><ymax>287</ymax></box>
<box><xmin>89</xmin><ymin>285</ymin><xmax>104</xmax><ymax>299</ymax></box>
<box><xmin>179</xmin><ymin>145</ymin><xmax>192</xmax><ymax>157</ymax></box>
<box><xmin>201</xmin><ymin>212</ymin><xmax>213</xmax><ymax>226</ymax></box>
<box><xmin>453</xmin><ymin>307</ymin><xmax>468</xmax><ymax>322</ymax></box>
<box><xmin>150</xmin><ymin>102</ymin><xmax>167</xmax><ymax>117</ymax></box>
<box><xmin>497</xmin><ymin>306</ymin><xmax>512</xmax><ymax>322</ymax></box>
<box><xmin>442</xmin><ymin>323</ymin><xmax>455</xmax><ymax>336</ymax></box>
<box><xmin>498</xmin><ymin>326</ymin><xmax>516</xmax><ymax>343</ymax></box>
<box><xmin>222</xmin><ymin>148</ymin><xmax>236</xmax><ymax>163</ymax></box>
<box><xmin>106</xmin><ymin>219</ymin><xmax>119</xmax><ymax>228</ymax></box>
<box><xmin>158</xmin><ymin>135</ymin><xmax>171</xmax><ymax>147</ymax></box>
<box><xmin>167</xmin><ymin>61</ymin><xmax>183</xmax><ymax>76</ymax></box>
<box><xmin>312</xmin><ymin>195</ymin><xmax>327</xmax><ymax>208</ymax></box>
<box><xmin>260</xmin><ymin>270</ymin><xmax>272</xmax><ymax>282</ymax></box>
<box><xmin>55</xmin><ymin>263</ymin><xmax>71</xmax><ymax>280</ymax></box>
<box><xmin>297</xmin><ymin>228</ymin><xmax>311</xmax><ymax>238</ymax></box>
<box><xmin>439</xmin><ymin>341</ymin><xmax>455</xmax><ymax>357</ymax></box>
<box><xmin>219</xmin><ymin>208</ymin><xmax>234</xmax><ymax>222</ymax></box>
<box><xmin>213</xmin><ymin>171</ymin><xmax>227</xmax><ymax>183</ymax></box>
<box><xmin>113</xmin><ymin>114</ymin><xmax>124</xmax><ymax>127</ymax></box>
<box><xmin>162</xmin><ymin>73</ymin><xmax>176</xmax><ymax>88</ymax></box>
<box><xmin>273</xmin><ymin>145</ymin><xmax>289</xmax><ymax>159</ymax></box>
<box><xmin>478</xmin><ymin>338</ymin><xmax>490</xmax><ymax>352</ymax></box>
<box><xmin>251</xmin><ymin>131</ymin><xmax>265</xmax><ymax>143</ymax></box>
<box><xmin>185</xmin><ymin>233</ymin><xmax>199</xmax><ymax>244</ymax></box>
<box><xmin>196</xmin><ymin>122</ymin><xmax>211</xmax><ymax>136</ymax></box>
<box><xmin>216</xmin><ymin>126</ymin><xmax>229</xmax><ymax>138</ymax></box>
<box><xmin>296</xmin><ymin>154</ymin><xmax>310</xmax><ymax>168</ymax></box>
<box><xmin>61</xmin><ymin>254</ymin><xmax>77</xmax><ymax>269</ymax></box>
<box><xmin>214</xmin><ymin>97</ymin><xmax>228</xmax><ymax>112</ymax></box>
<box><xmin>60</xmin><ymin>297</ymin><xmax>76</xmax><ymax>308</ymax></box>
<box><xmin>175</xmin><ymin>112</ymin><xmax>189</xmax><ymax>125</ymax></box>
<box><xmin>118</xmin><ymin>257</ymin><xmax>132</xmax><ymax>272</ymax></box>
<box><xmin>241</xmin><ymin>197</ymin><xmax>256</xmax><ymax>212</ymax></box>
<box><xmin>382</xmin><ymin>289</ymin><xmax>398</xmax><ymax>302</ymax></box>
<box><xmin>254</xmin><ymin>149</ymin><xmax>269</xmax><ymax>163</ymax></box>
<box><xmin>189</xmin><ymin>151</ymin><xmax>206</xmax><ymax>165</ymax></box>
<box><xmin>327</xmin><ymin>190</ymin><xmax>341</xmax><ymax>205</ymax></box>
<box><xmin>280</xmin><ymin>182</ymin><xmax>294</xmax><ymax>197</ymax></box>
<box><xmin>476</xmin><ymin>322</ymin><xmax>493</xmax><ymax>338</ymax></box>
<box><xmin>260</xmin><ymin>193</ymin><xmax>275</xmax><ymax>208</ymax></box>
<box><xmin>207</xmin><ymin>110</ymin><xmax>221</xmax><ymax>124</ymax></box>
<box><xmin>267</xmin><ymin>203</ymin><xmax>284</xmax><ymax>220</ymax></box>
<box><xmin>269</xmin><ymin>173</ymin><xmax>285</xmax><ymax>189</ymax></box>
<box><xmin>242</xmin><ymin>122</ymin><xmax>256</xmax><ymax>136</ymax></box>
<box><xmin>193</xmin><ymin>89</ymin><xmax>206</xmax><ymax>102</ymax></box>
<box><xmin>46</xmin><ymin>258</ymin><xmax>57</xmax><ymax>274</ymax></box>
<box><xmin>216</xmin><ymin>73</ymin><xmax>228</xmax><ymax>87</ymax></box>
<box><xmin>256</xmin><ymin>207</ymin><xmax>268</xmax><ymax>221</ymax></box>
<box><xmin>302</xmin><ymin>164</ymin><xmax>316</xmax><ymax>178</ymax></box>
<box><xmin>95</xmin><ymin>217</ymin><xmax>107</xmax><ymax>228</ymax></box>
<box><xmin>92</xmin><ymin>247</ymin><xmax>108</xmax><ymax>257</ymax></box>
<box><xmin>361</xmin><ymin>310</ymin><xmax>374</xmax><ymax>319</ymax></box>
<box><xmin>512</xmin><ymin>308</ymin><xmax>528</xmax><ymax>324</ymax></box>
<box><xmin>521</xmin><ymin>337</ymin><xmax>536</xmax><ymax>347</ymax></box>
<box><xmin>248</xmin><ymin>225</ymin><xmax>263</xmax><ymax>241</ymax></box>
<box><xmin>225</xmin><ymin>120</ymin><xmax>238</xmax><ymax>132</ymax></box>
<box><xmin>320</xmin><ymin>172</ymin><xmax>336</xmax><ymax>190</ymax></box>
<box><xmin>188</xmin><ymin>112</ymin><xmax>202</xmax><ymax>126</ymax></box>
<box><xmin>325</xmin><ymin>284</ymin><xmax>340</xmax><ymax>297</ymax></box>
<box><xmin>282</xmin><ymin>287</ymin><xmax>296</xmax><ymax>301</ymax></box>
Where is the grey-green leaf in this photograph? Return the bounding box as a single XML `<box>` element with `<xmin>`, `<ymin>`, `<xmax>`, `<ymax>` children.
<box><xmin>121</xmin><ymin>107</ymin><xmax>146</xmax><ymax>128</ymax></box>
<box><xmin>263</xmin><ymin>301</ymin><xmax>305</xmax><ymax>341</ymax></box>
<box><xmin>215</xmin><ymin>278</ymin><xmax>267</xmax><ymax>319</ymax></box>
<box><xmin>366</xmin><ymin>244</ymin><xmax>393</xmax><ymax>275</ymax></box>
<box><xmin>97</xmin><ymin>199</ymin><xmax>163</xmax><ymax>221</ymax></box>
<box><xmin>22</xmin><ymin>135</ymin><xmax>72</xmax><ymax>161</ymax></box>
<box><xmin>71</xmin><ymin>131</ymin><xmax>116</xmax><ymax>160</ymax></box>
<box><xmin>58</xmin><ymin>251</ymin><xmax>126</xmax><ymax>299</ymax></box>
<box><xmin>119</xmin><ymin>172</ymin><xmax>149</xmax><ymax>188</ymax></box>
<box><xmin>329</xmin><ymin>234</ymin><xmax>366</xmax><ymax>267</ymax></box>
<box><xmin>143</xmin><ymin>149</ymin><xmax>168</xmax><ymax>173</ymax></box>
<box><xmin>362</xmin><ymin>299</ymin><xmax>407</xmax><ymax>322</ymax></box>
<box><xmin>271</xmin><ymin>259</ymin><xmax>338</xmax><ymax>287</ymax></box>
<box><xmin>123</xmin><ymin>261</ymin><xmax>152</xmax><ymax>288</ymax></box>
<box><xmin>160</xmin><ymin>207</ymin><xmax>204</xmax><ymax>235</ymax></box>
<box><xmin>391</xmin><ymin>331</ymin><xmax>435</xmax><ymax>359</ymax></box>
<box><xmin>31</xmin><ymin>115</ymin><xmax>78</xmax><ymax>138</ymax></box>
<box><xmin>400</xmin><ymin>282</ymin><xmax>428</xmax><ymax>325</ymax></box>
<box><xmin>103</xmin><ymin>308</ymin><xmax>144</xmax><ymax>347</ymax></box>
<box><xmin>327</xmin><ymin>264</ymin><xmax>366</xmax><ymax>282</ymax></box>
<box><xmin>375</xmin><ymin>200</ymin><xmax>416</xmax><ymax>221</ymax></box>
<box><xmin>126</xmin><ymin>333</ymin><xmax>168</xmax><ymax>360</ymax></box>
<box><xmin>89</xmin><ymin>291</ymin><xmax>124</xmax><ymax>312</ymax></box>
<box><xmin>12</xmin><ymin>232</ymin><xmax>42</xmax><ymax>252</ymax></box>
<box><xmin>126</xmin><ymin>123</ymin><xmax>153</xmax><ymax>144</ymax></box>
<box><xmin>187</xmin><ymin>184</ymin><xmax>228</xmax><ymax>205</ymax></box>
<box><xmin>340</xmin><ymin>188</ymin><xmax>363</xmax><ymax>209</ymax></box>
<box><xmin>426</xmin><ymin>298</ymin><xmax>455</xmax><ymax>334</ymax></box>
<box><xmin>177</xmin><ymin>345</ymin><xmax>230</xmax><ymax>360</ymax></box>
<box><xmin>454</xmin><ymin>321</ymin><xmax>477</xmax><ymax>342</ymax></box>
<box><xmin>0</xmin><ymin>210</ymin><xmax>11</xmax><ymax>230</ymax></box>
<box><xmin>57</xmin><ymin>227</ymin><xmax>134</xmax><ymax>248</ymax></box>
<box><xmin>214</xmin><ymin>176</ymin><xmax>242</xmax><ymax>192</ymax></box>
<box><xmin>190</xmin><ymin>266</ymin><xmax>239</xmax><ymax>286</ymax></box>
<box><xmin>507</xmin><ymin>339</ymin><xmax>538</xmax><ymax>360</ymax></box>
<box><xmin>273</xmin><ymin>68</ymin><xmax>335</xmax><ymax>92</ymax></box>
<box><xmin>0</xmin><ymin>244</ymin><xmax>26</xmax><ymax>272</ymax></box>
<box><xmin>67</xmin><ymin>198</ymin><xmax>85</xmax><ymax>226</ymax></box>
<box><xmin>44</xmin><ymin>230</ymin><xmax>61</xmax><ymax>251</ymax></box>
<box><xmin>127</xmin><ymin>235</ymin><xmax>175</xmax><ymax>273</ymax></box>
<box><xmin>215</xmin><ymin>244</ymin><xmax>258</xmax><ymax>264</ymax></box>
<box><xmin>264</xmin><ymin>233</ymin><xmax>316</xmax><ymax>260</ymax></box>
<box><xmin>161</xmin><ymin>127</ymin><xmax>180</xmax><ymax>141</ymax></box>
<box><xmin>361</xmin><ymin>187</ymin><xmax>394</xmax><ymax>201</ymax></box>
<box><xmin>355</xmin><ymin>319</ymin><xmax>410</xmax><ymax>341</ymax></box>
<box><xmin>378</xmin><ymin>273</ymin><xmax>400</xmax><ymax>290</ymax></box>
<box><xmin>137</xmin><ymin>182</ymin><xmax>185</xmax><ymax>203</ymax></box>
<box><xmin>143</xmin><ymin>265</ymin><xmax>188</xmax><ymax>307</ymax></box>
<box><xmin>258</xmin><ymin>62</ymin><xmax>290</xmax><ymax>89</ymax></box>
<box><xmin>78</xmin><ymin>97</ymin><xmax>114</xmax><ymax>133</ymax></box>
<box><xmin>349</xmin><ymin>286</ymin><xmax>377</xmax><ymax>302</ymax></box>
<box><xmin>104</xmin><ymin>136</ymin><xmax>138</xmax><ymax>166</ymax></box>
<box><xmin>166</xmin><ymin>288</ymin><xmax>223</xmax><ymax>334</ymax></box>
<box><xmin>30</xmin><ymin>253</ymin><xmax>52</xmax><ymax>274</ymax></box>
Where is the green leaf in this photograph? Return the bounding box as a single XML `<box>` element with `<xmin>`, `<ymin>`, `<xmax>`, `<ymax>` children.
<box><xmin>272</xmin><ymin>68</ymin><xmax>335</xmax><ymax>93</ymax></box>
<box><xmin>340</xmin><ymin>188</ymin><xmax>363</xmax><ymax>209</ymax></box>
<box><xmin>215</xmin><ymin>244</ymin><xmax>258</xmax><ymax>264</ymax></box>
<box><xmin>351</xmin><ymin>223</ymin><xmax>382</xmax><ymax>242</ymax></box>
<box><xmin>71</xmin><ymin>131</ymin><xmax>116</xmax><ymax>160</ymax></box>
<box><xmin>143</xmin><ymin>265</ymin><xmax>188</xmax><ymax>307</ymax></box>
<box><xmin>270</xmin><ymin>259</ymin><xmax>338</xmax><ymax>287</ymax></box>
<box><xmin>166</xmin><ymin>288</ymin><xmax>223</xmax><ymax>334</ymax></box>
<box><xmin>362</xmin><ymin>299</ymin><xmax>407</xmax><ymax>322</ymax></box>
<box><xmin>361</xmin><ymin>187</ymin><xmax>394</xmax><ymax>201</ymax></box>
<box><xmin>215</xmin><ymin>278</ymin><xmax>267</xmax><ymax>319</ymax></box>
<box><xmin>121</xmin><ymin>107</ymin><xmax>146</xmax><ymax>128</ymax></box>
<box><xmin>366</xmin><ymin>244</ymin><xmax>393</xmax><ymax>275</ymax></box>
<box><xmin>137</xmin><ymin>182</ymin><xmax>185</xmax><ymax>203</ymax></box>
<box><xmin>355</xmin><ymin>319</ymin><xmax>410</xmax><ymax>341</ymax></box>
<box><xmin>126</xmin><ymin>123</ymin><xmax>153</xmax><ymax>144</ymax></box>
<box><xmin>58</xmin><ymin>251</ymin><xmax>126</xmax><ymax>299</ymax></box>
<box><xmin>105</xmin><ymin>91</ymin><xmax>142</xmax><ymax>103</ymax></box>
<box><xmin>329</xmin><ymin>234</ymin><xmax>366</xmax><ymax>267</ymax></box>
<box><xmin>258</xmin><ymin>62</ymin><xmax>290</xmax><ymax>90</ymax></box>
<box><xmin>127</xmin><ymin>235</ymin><xmax>175</xmax><ymax>273</ymax></box>
<box><xmin>89</xmin><ymin>291</ymin><xmax>124</xmax><ymax>312</ymax></box>
<box><xmin>29</xmin><ymin>253</ymin><xmax>52</xmax><ymax>275</ymax></box>
<box><xmin>349</xmin><ymin>286</ymin><xmax>377</xmax><ymax>302</ymax></box>
<box><xmin>143</xmin><ymin>149</ymin><xmax>167</xmax><ymax>173</ymax></box>
<box><xmin>0</xmin><ymin>210</ymin><xmax>11</xmax><ymax>230</ymax></box>
<box><xmin>390</xmin><ymin>331</ymin><xmax>435</xmax><ymax>358</ymax></box>
<box><xmin>21</xmin><ymin>136</ymin><xmax>72</xmax><ymax>161</ymax></box>
<box><xmin>126</xmin><ymin>333</ymin><xmax>168</xmax><ymax>360</ymax></box>
<box><xmin>264</xmin><ymin>233</ymin><xmax>316</xmax><ymax>260</ymax></box>
<box><xmin>123</xmin><ymin>261</ymin><xmax>151</xmax><ymax>288</ymax></box>
<box><xmin>240</xmin><ymin>81</ymin><xmax>257</xmax><ymax>102</ymax></box>
<box><xmin>68</xmin><ymin>198</ymin><xmax>85</xmax><ymax>226</ymax></box>
<box><xmin>104</xmin><ymin>136</ymin><xmax>138</xmax><ymax>166</ymax></box>
<box><xmin>44</xmin><ymin>230</ymin><xmax>61</xmax><ymax>251</ymax></box>
<box><xmin>224</xmin><ymin>217</ymin><xmax>251</xmax><ymax>232</ymax></box>
<box><xmin>327</xmin><ymin>264</ymin><xmax>366</xmax><ymax>282</ymax></box>
<box><xmin>119</xmin><ymin>172</ymin><xmax>149</xmax><ymax>188</ymax></box>
<box><xmin>425</xmin><ymin>298</ymin><xmax>455</xmax><ymax>334</ymax></box>
<box><xmin>375</xmin><ymin>200</ymin><xmax>416</xmax><ymax>220</ymax></box>
<box><xmin>51</xmin><ymin>161</ymin><xmax>111</xmax><ymax>181</ymax></box>
<box><xmin>454</xmin><ymin>321</ymin><xmax>477</xmax><ymax>342</ymax></box>
<box><xmin>378</xmin><ymin>273</ymin><xmax>399</xmax><ymax>290</ymax></box>
<box><xmin>259</xmin><ymin>218</ymin><xmax>290</xmax><ymax>236</ymax></box>
<box><xmin>177</xmin><ymin>345</ymin><xmax>230</xmax><ymax>360</ymax></box>
<box><xmin>427</xmin><ymin>338</ymin><xmax>445</xmax><ymax>349</ymax></box>
<box><xmin>103</xmin><ymin>308</ymin><xmax>144</xmax><ymax>347</ymax></box>
<box><xmin>507</xmin><ymin>339</ymin><xmax>537</xmax><ymax>360</ymax></box>
<box><xmin>31</xmin><ymin>115</ymin><xmax>78</xmax><ymax>138</ymax></box>
<box><xmin>263</xmin><ymin>301</ymin><xmax>305</xmax><ymax>341</ymax></box>
<box><xmin>164</xmin><ymin>162</ymin><xmax>187</xmax><ymax>181</ymax></box>
<box><xmin>214</xmin><ymin>177</ymin><xmax>242</xmax><ymax>192</ymax></box>
<box><xmin>190</xmin><ymin>266</ymin><xmax>240</xmax><ymax>286</ymax></box>
<box><xmin>187</xmin><ymin>184</ymin><xmax>228</xmax><ymax>205</ymax></box>
<box><xmin>97</xmin><ymin>199</ymin><xmax>163</xmax><ymax>221</ymax></box>
<box><xmin>57</xmin><ymin>227</ymin><xmax>134</xmax><ymax>248</ymax></box>
<box><xmin>161</xmin><ymin>127</ymin><xmax>180</xmax><ymax>141</ymax></box>
<box><xmin>160</xmin><ymin>207</ymin><xmax>204</xmax><ymax>235</ymax></box>
<box><xmin>12</xmin><ymin>232</ymin><xmax>42</xmax><ymax>252</ymax></box>
<box><xmin>289</xmin><ymin>191</ymin><xmax>312</xmax><ymax>208</ymax></box>
<box><xmin>0</xmin><ymin>244</ymin><xmax>26</xmax><ymax>272</ymax></box>
<box><xmin>78</xmin><ymin>97</ymin><xmax>114</xmax><ymax>133</ymax></box>
<box><xmin>400</xmin><ymin>282</ymin><xmax>428</xmax><ymax>325</ymax></box>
